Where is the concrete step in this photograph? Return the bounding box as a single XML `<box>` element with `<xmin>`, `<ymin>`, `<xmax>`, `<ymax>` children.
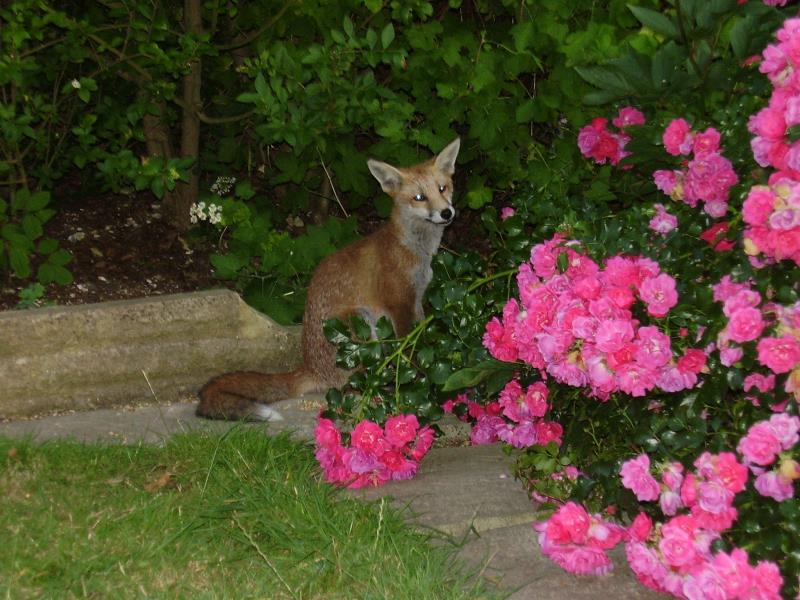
<box><xmin>0</xmin><ymin>290</ymin><xmax>301</xmax><ymax>418</ymax></box>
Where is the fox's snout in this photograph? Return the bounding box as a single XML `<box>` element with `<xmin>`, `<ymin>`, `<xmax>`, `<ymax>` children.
<box><xmin>429</xmin><ymin>205</ymin><xmax>455</xmax><ymax>225</ymax></box>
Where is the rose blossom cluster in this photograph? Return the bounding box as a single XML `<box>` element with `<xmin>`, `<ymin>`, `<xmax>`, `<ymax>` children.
<box><xmin>625</xmin><ymin>512</ymin><xmax>784</xmax><ymax>599</ymax></box>
<box><xmin>653</xmin><ymin>119</ymin><xmax>739</xmax><ymax>218</ymax></box>
<box><xmin>737</xmin><ymin>413</ymin><xmax>800</xmax><ymax>501</ymax></box>
<box><xmin>616</xmin><ymin>452</ymin><xmax>786</xmax><ymax>598</ymax></box>
<box><xmin>741</xmin><ymin>178</ymin><xmax>800</xmax><ymax>267</ymax></box>
<box><xmin>483</xmin><ymin>234</ymin><xmax>707</xmax><ymax>399</ymax></box>
<box><xmin>533</xmin><ymin>501</ymin><xmax>627</xmax><ymax>576</ymax></box>
<box><xmin>577</xmin><ymin>106</ymin><xmax>645</xmax><ymax>166</ymax></box>
<box><xmin>314</xmin><ymin>415</ymin><xmax>434</xmax><ymax>488</ymax></box>
<box><xmin>749</xmin><ymin>17</ymin><xmax>800</xmax><ymax>178</ymax></box>
<box><xmin>713</xmin><ymin>276</ymin><xmax>800</xmax><ymax>400</ymax></box>
<box><xmin>442</xmin><ymin>382</ymin><xmax>563</xmax><ymax>449</ymax></box>
<box><xmin>621</xmin><ymin>451</ymin><xmax>748</xmax><ymax>532</ymax></box>
<box><xmin>538</xmin><ymin>449</ymin><xmax>784</xmax><ymax>595</ymax></box>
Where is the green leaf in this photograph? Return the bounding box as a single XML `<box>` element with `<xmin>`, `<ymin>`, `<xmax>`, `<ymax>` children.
<box><xmin>628</xmin><ymin>5</ymin><xmax>679</xmax><ymax>38</ymax></box>
<box><xmin>9</xmin><ymin>244</ymin><xmax>31</xmax><ymax>278</ymax></box>
<box><xmin>556</xmin><ymin>251</ymin><xmax>569</xmax><ymax>273</ymax></box>
<box><xmin>466</xmin><ymin>185</ymin><xmax>492</xmax><ymax>209</ymax></box>
<box><xmin>254</xmin><ymin>73</ymin><xmax>269</xmax><ymax>99</ymax></box>
<box><xmin>510</xmin><ymin>22</ymin><xmax>536</xmax><ymax>52</ymax></box>
<box><xmin>342</xmin><ymin>16</ymin><xmax>355</xmax><ymax>39</ymax></box>
<box><xmin>38</xmin><ymin>263</ymin><xmax>73</xmax><ymax>285</ymax></box>
<box><xmin>442</xmin><ymin>360</ymin><xmax>513</xmax><ymax>391</ymax></box>
<box><xmin>37</xmin><ymin>238</ymin><xmax>58</xmax><ymax>254</ymax></box>
<box><xmin>729</xmin><ymin>16</ymin><xmax>754</xmax><ymax>59</ymax></box>
<box><xmin>210</xmin><ymin>253</ymin><xmax>249</xmax><ymax>278</ymax></box>
<box><xmin>574</xmin><ymin>66</ymin><xmax>635</xmax><ymax>95</ymax></box>
<box><xmin>651</xmin><ymin>42</ymin><xmax>683</xmax><ymax>88</ymax></box>
<box><xmin>48</xmin><ymin>249</ymin><xmax>72</xmax><ymax>267</ymax></box>
<box><xmin>429</xmin><ymin>362</ymin><xmax>451</xmax><ymax>385</ymax></box>
<box><xmin>331</xmin><ymin>29</ymin><xmax>345</xmax><ymax>44</ymax></box>
<box><xmin>150</xmin><ymin>178</ymin><xmax>164</xmax><ymax>199</ymax></box>
<box><xmin>22</xmin><ymin>214</ymin><xmax>42</xmax><ymax>240</ymax></box>
<box><xmin>381</xmin><ymin>23</ymin><xmax>395</xmax><ymax>49</ymax></box>
<box><xmin>26</xmin><ymin>191</ymin><xmax>50</xmax><ymax>212</ymax></box>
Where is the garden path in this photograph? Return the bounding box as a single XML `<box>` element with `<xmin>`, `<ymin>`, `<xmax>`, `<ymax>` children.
<box><xmin>0</xmin><ymin>397</ymin><xmax>662</xmax><ymax>599</ymax></box>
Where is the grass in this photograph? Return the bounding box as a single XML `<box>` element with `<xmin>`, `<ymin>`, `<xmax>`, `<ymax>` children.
<box><xmin>0</xmin><ymin>428</ymin><xmax>492</xmax><ymax>599</ymax></box>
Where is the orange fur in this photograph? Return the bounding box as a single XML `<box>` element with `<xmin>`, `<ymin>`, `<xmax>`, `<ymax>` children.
<box><xmin>196</xmin><ymin>139</ymin><xmax>461</xmax><ymax>420</ymax></box>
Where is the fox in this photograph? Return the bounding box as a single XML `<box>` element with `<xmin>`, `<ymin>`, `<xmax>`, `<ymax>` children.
<box><xmin>196</xmin><ymin>138</ymin><xmax>461</xmax><ymax>420</ymax></box>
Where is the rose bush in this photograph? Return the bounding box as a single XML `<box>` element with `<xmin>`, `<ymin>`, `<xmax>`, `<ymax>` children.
<box><xmin>320</xmin><ymin>2</ymin><xmax>800</xmax><ymax>598</ymax></box>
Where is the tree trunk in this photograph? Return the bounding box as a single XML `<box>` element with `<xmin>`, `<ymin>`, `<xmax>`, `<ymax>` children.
<box><xmin>164</xmin><ymin>0</ymin><xmax>203</xmax><ymax>231</ymax></box>
<box><xmin>141</xmin><ymin>100</ymin><xmax>173</xmax><ymax>159</ymax></box>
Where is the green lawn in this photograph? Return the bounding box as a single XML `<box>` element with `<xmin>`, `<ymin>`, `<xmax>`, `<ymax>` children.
<box><xmin>0</xmin><ymin>429</ymin><xmax>489</xmax><ymax>599</ymax></box>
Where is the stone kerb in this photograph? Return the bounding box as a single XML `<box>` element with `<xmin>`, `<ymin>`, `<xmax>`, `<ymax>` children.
<box><xmin>0</xmin><ymin>290</ymin><xmax>302</xmax><ymax>419</ymax></box>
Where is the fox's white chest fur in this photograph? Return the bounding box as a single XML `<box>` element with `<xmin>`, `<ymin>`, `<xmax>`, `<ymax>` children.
<box><xmin>400</xmin><ymin>218</ymin><xmax>444</xmax><ymax>319</ymax></box>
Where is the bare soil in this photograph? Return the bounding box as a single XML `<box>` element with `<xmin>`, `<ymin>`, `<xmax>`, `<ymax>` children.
<box><xmin>0</xmin><ymin>192</ymin><xmax>232</xmax><ymax>311</ymax></box>
<box><xmin>0</xmin><ymin>189</ymin><xmax>480</xmax><ymax>312</ymax></box>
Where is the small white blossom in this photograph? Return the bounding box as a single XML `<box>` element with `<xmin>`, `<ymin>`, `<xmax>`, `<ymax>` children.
<box><xmin>210</xmin><ymin>176</ymin><xmax>236</xmax><ymax>195</ymax></box>
<box><xmin>207</xmin><ymin>203</ymin><xmax>223</xmax><ymax>225</ymax></box>
<box><xmin>71</xmin><ymin>79</ymin><xmax>81</xmax><ymax>89</ymax></box>
<box><xmin>189</xmin><ymin>201</ymin><xmax>224</xmax><ymax>226</ymax></box>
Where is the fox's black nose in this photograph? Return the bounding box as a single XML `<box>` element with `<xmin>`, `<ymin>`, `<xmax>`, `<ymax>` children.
<box><xmin>440</xmin><ymin>208</ymin><xmax>453</xmax><ymax>221</ymax></box>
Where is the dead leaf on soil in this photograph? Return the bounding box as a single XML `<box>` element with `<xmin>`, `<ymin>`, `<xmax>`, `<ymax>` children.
<box><xmin>143</xmin><ymin>470</ymin><xmax>174</xmax><ymax>493</ymax></box>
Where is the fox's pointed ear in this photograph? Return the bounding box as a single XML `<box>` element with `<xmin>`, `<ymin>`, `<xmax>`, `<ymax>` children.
<box><xmin>434</xmin><ymin>138</ymin><xmax>460</xmax><ymax>175</ymax></box>
<box><xmin>367</xmin><ymin>159</ymin><xmax>404</xmax><ymax>192</ymax></box>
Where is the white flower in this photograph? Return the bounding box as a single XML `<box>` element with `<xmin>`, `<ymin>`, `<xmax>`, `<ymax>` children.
<box><xmin>71</xmin><ymin>79</ymin><xmax>81</xmax><ymax>89</ymax></box>
<box><xmin>210</xmin><ymin>176</ymin><xmax>236</xmax><ymax>195</ymax></box>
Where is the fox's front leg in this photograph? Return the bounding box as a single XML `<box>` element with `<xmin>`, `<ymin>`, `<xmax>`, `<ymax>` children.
<box><xmin>386</xmin><ymin>302</ymin><xmax>416</xmax><ymax>337</ymax></box>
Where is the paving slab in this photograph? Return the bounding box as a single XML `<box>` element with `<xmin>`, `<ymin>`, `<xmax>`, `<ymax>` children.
<box><xmin>0</xmin><ymin>396</ymin><xmax>324</xmax><ymax>444</ymax></box>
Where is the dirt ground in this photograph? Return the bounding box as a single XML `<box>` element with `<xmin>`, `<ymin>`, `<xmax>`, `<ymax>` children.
<box><xmin>0</xmin><ymin>192</ymin><xmax>233</xmax><ymax>310</ymax></box>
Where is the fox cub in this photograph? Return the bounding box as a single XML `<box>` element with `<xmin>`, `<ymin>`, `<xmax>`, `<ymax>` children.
<box><xmin>196</xmin><ymin>138</ymin><xmax>461</xmax><ymax>420</ymax></box>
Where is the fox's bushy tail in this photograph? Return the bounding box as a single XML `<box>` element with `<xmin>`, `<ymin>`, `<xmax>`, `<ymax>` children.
<box><xmin>196</xmin><ymin>368</ymin><xmax>318</xmax><ymax>421</ymax></box>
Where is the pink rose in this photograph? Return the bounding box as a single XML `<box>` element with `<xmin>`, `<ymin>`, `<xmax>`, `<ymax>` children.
<box><xmin>663</xmin><ymin>118</ymin><xmax>693</xmax><ymax>155</ymax></box>
<box><xmin>639</xmin><ymin>273</ymin><xmax>678</xmax><ymax>317</ymax></box>
<box><xmin>500</xmin><ymin>206</ymin><xmax>515</xmax><ymax>220</ymax></box>
<box><xmin>738</xmin><ymin>422</ymin><xmax>782</xmax><ymax>466</ymax></box>
<box><xmin>768</xmin><ymin>412</ymin><xmax>800</xmax><ymax>448</ymax></box>
<box><xmin>697</xmin><ymin>480</ymin><xmax>734</xmax><ymax>514</ymax></box>
<box><xmin>612</xmin><ymin>106</ymin><xmax>646</xmax><ymax>129</ymax></box>
<box><xmin>595</xmin><ymin>318</ymin><xmax>635</xmax><ymax>353</ymax></box>
<box><xmin>678</xmin><ymin>349</ymin><xmax>707</xmax><ymax>374</ymax></box>
<box><xmin>620</xmin><ymin>454</ymin><xmax>660</xmax><ymax>501</ymax></box>
<box><xmin>757</xmin><ymin>335</ymin><xmax>800</xmax><ymax>373</ymax></box>
<box><xmin>754</xmin><ymin>470</ymin><xmax>794</xmax><ymax>501</ymax></box>
<box><xmin>635</xmin><ymin>326</ymin><xmax>673</xmax><ymax>369</ymax></box>
<box><xmin>544</xmin><ymin>501</ymin><xmax>591</xmax><ymax>545</ymax></box>
<box><xmin>628</xmin><ymin>512</ymin><xmax>653</xmax><ymax>542</ymax></box>
<box><xmin>658</xmin><ymin>527</ymin><xmax>697</xmax><ymax>568</ymax></box>
<box><xmin>409</xmin><ymin>425</ymin><xmax>435</xmax><ymax>461</ymax></box>
<box><xmin>351</xmin><ymin>420</ymin><xmax>387</xmax><ymax>454</ymax></box>
<box><xmin>383</xmin><ymin>414</ymin><xmax>419</xmax><ymax>447</ymax></box>
<box><xmin>720</xmin><ymin>344</ymin><xmax>744</xmax><ymax>367</ymax></box>
<box><xmin>743</xmin><ymin>372</ymin><xmax>775</xmax><ymax>392</ymax></box>
<box><xmin>315</xmin><ymin>417</ymin><xmax>342</xmax><ymax>449</ymax></box>
<box><xmin>727</xmin><ymin>307</ymin><xmax>765</xmax><ymax>343</ymax></box>
<box><xmin>692</xmin><ymin>127</ymin><xmax>721</xmax><ymax>155</ymax></box>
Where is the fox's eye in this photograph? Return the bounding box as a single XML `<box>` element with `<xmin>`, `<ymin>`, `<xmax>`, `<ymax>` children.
<box><xmin>413</xmin><ymin>193</ymin><xmax>426</xmax><ymax>202</ymax></box>
<box><xmin>438</xmin><ymin>184</ymin><xmax>446</xmax><ymax>193</ymax></box>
